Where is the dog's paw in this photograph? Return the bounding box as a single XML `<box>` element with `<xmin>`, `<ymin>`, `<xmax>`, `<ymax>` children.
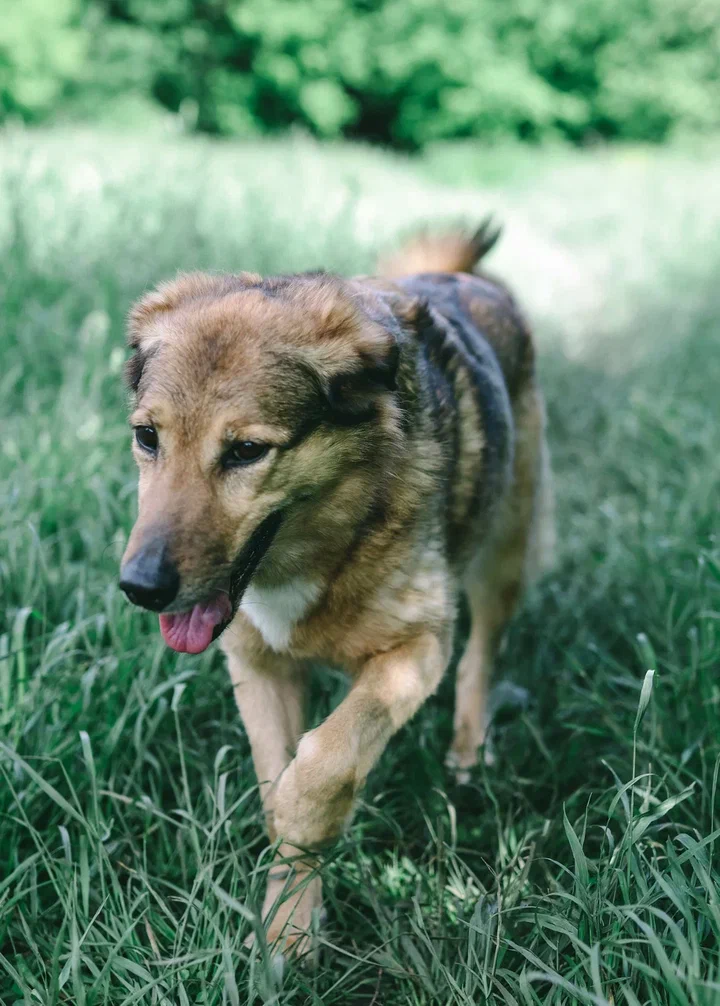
<box><xmin>445</xmin><ymin>735</ymin><xmax>496</xmax><ymax>784</ymax></box>
<box><xmin>273</xmin><ymin>732</ymin><xmax>356</xmax><ymax>848</ymax></box>
<box><xmin>246</xmin><ymin>867</ymin><xmax>323</xmax><ymax>961</ymax></box>
<box><xmin>445</xmin><ymin>748</ymin><xmax>474</xmax><ymax>785</ymax></box>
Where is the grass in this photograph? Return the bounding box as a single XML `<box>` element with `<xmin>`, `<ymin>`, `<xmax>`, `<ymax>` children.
<box><xmin>1</xmin><ymin>127</ymin><xmax>719</xmax><ymax>1005</ymax></box>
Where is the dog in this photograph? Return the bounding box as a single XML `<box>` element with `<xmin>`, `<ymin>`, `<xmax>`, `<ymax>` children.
<box><xmin>119</xmin><ymin>220</ymin><xmax>553</xmax><ymax>952</ymax></box>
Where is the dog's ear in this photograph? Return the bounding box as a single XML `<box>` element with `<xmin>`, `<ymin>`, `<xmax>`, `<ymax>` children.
<box><xmin>297</xmin><ymin>283</ymin><xmax>400</xmax><ymax>425</ymax></box>
<box><xmin>322</xmin><ymin>345</ymin><xmax>398</xmax><ymax>425</ymax></box>
<box><xmin>125</xmin><ymin>271</ymin><xmax>262</xmax><ymax>393</ymax></box>
<box><xmin>125</xmin><ymin>271</ymin><xmax>263</xmax><ymax>392</ymax></box>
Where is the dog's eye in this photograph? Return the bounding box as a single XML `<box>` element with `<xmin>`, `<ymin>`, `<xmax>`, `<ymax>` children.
<box><xmin>135</xmin><ymin>426</ymin><xmax>158</xmax><ymax>454</ymax></box>
<box><xmin>223</xmin><ymin>441</ymin><xmax>269</xmax><ymax>468</ymax></box>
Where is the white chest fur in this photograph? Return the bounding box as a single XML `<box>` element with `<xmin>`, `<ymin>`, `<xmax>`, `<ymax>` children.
<box><xmin>240</xmin><ymin>578</ymin><xmax>322</xmax><ymax>651</ymax></box>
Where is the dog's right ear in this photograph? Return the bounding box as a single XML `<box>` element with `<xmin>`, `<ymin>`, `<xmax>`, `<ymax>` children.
<box><xmin>125</xmin><ymin>271</ymin><xmax>262</xmax><ymax>393</ymax></box>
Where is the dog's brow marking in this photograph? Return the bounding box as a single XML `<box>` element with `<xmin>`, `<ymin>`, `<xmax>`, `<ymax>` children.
<box><xmin>241</xmin><ymin>579</ymin><xmax>323</xmax><ymax>650</ymax></box>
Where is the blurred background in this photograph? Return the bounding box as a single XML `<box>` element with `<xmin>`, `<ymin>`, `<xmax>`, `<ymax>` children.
<box><xmin>2</xmin><ymin>3</ymin><xmax>720</xmax><ymax>1003</ymax></box>
<box><xmin>3</xmin><ymin>0</ymin><xmax>719</xmax><ymax>144</ymax></box>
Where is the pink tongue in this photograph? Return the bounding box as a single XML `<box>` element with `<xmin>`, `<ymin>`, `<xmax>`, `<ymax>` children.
<box><xmin>159</xmin><ymin>593</ymin><xmax>233</xmax><ymax>654</ymax></box>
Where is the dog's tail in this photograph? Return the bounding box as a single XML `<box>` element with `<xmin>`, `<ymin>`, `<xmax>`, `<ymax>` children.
<box><xmin>378</xmin><ymin>216</ymin><xmax>501</xmax><ymax>278</ymax></box>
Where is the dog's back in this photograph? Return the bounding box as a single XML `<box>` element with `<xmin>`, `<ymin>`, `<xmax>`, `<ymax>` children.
<box><xmin>366</xmin><ymin>222</ymin><xmax>552</xmax><ymax>576</ymax></box>
<box><xmin>378</xmin><ymin>220</ymin><xmax>534</xmax><ymax>401</ymax></box>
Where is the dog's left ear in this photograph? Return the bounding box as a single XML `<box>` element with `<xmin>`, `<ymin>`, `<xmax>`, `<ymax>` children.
<box><xmin>325</xmin><ymin>339</ymin><xmax>399</xmax><ymax>424</ymax></box>
<box><xmin>302</xmin><ymin>285</ymin><xmax>401</xmax><ymax>425</ymax></box>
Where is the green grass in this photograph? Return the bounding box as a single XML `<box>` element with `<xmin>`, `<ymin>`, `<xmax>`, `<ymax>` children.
<box><xmin>1</xmin><ymin>128</ymin><xmax>719</xmax><ymax>1005</ymax></box>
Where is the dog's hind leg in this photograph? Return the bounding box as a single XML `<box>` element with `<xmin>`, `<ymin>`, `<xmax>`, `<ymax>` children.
<box><xmin>447</xmin><ymin>384</ymin><xmax>553</xmax><ymax>783</ymax></box>
<box><xmin>446</xmin><ymin>573</ymin><xmax>521</xmax><ymax>782</ymax></box>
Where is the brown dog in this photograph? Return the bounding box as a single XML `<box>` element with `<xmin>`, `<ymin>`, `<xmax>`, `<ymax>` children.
<box><xmin>119</xmin><ymin>222</ymin><xmax>553</xmax><ymax>952</ymax></box>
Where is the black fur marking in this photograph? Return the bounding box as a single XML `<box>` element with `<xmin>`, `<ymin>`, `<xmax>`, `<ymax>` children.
<box><xmin>125</xmin><ymin>344</ymin><xmax>161</xmax><ymax>395</ymax></box>
<box><xmin>125</xmin><ymin>348</ymin><xmax>146</xmax><ymax>392</ymax></box>
<box><xmin>469</xmin><ymin>216</ymin><xmax>503</xmax><ymax>262</ymax></box>
<box><xmin>270</xmin><ymin>357</ymin><xmax>329</xmax><ymax>448</ymax></box>
<box><xmin>212</xmin><ymin>510</ymin><xmax>285</xmax><ymax>642</ymax></box>
<box><xmin>413</xmin><ymin>303</ymin><xmax>459</xmax><ymax>525</ymax></box>
<box><xmin>227</xmin><ymin>510</ymin><xmax>285</xmax><ymax>613</ymax></box>
<box><xmin>406</xmin><ymin>294</ymin><xmax>513</xmax><ymax>558</ymax></box>
<box><xmin>325</xmin><ymin>343</ymin><xmax>400</xmax><ymax>426</ymax></box>
<box><xmin>276</xmin><ymin>344</ymin><xmax>400</xmax><ymax>438</ymax></box>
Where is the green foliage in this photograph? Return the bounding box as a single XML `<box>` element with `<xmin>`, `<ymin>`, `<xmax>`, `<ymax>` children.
<box><xmin>0</xmin><ymin>0</ymin><xmax>87</xmax><ymax>117</ymax></box>
<box><xmin>1</xmin><ymin>129</ymin><xmax>720</xmax><ymax>1001</ymax></box>
<box><xmin>1</xmin><ymin>0</ymin><xmax>719</xmax><ymax>144</ymax></box>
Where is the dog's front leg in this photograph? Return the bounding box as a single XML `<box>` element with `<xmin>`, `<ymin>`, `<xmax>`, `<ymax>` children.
<box><xmin>272</xmin><ymin>630</ymin><xmax>450</xmax><ymax>856</ymax></box>
<box><xmin>223</xmin><ymin>644</ymin><xmax>320</xmax><ymax>952</ymax></box>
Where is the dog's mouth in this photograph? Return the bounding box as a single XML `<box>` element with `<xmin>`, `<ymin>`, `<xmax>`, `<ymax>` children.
<box><xmin>158</xmin><ymin>510</ymin><xmax>285</xmax><ymax>655</ymax></box>
<box><xmin>159</xmin><ymin>593</ymin><xmax>232</xmax><ymax>654</ymax></box>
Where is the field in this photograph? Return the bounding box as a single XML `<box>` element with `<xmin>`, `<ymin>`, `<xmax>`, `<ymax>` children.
<box><xmin>1</xmin><ymin>129</ymin><xmax>719</xmax><ymax>1005</ymax></box>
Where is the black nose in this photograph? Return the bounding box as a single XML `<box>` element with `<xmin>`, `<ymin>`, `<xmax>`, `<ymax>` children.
<box><xmin>119</xmin><ymin>541</ymin><xmax>180</xmax><ymax>612</ymax></box>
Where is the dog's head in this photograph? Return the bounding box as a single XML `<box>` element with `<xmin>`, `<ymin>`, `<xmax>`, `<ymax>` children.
<box><xmin>119</xmin><ymin>270</ymin><xmax>402</xmax><ymax>653</ymax></box>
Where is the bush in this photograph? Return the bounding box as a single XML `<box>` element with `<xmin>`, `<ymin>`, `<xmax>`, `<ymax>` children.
<box><xmin>1</xmin><ymin>0</ymin><xmax>718</xmax><ymax>146</ymax></box>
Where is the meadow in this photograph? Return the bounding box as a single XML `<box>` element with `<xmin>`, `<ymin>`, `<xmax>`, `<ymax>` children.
<box><xmin>1</xmin><ymin>128</ymin><xmax>719</xmax><ymax>1005</ymax></box>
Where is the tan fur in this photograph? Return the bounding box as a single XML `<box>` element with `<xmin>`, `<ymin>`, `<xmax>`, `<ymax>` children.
<box><xmin>378</xmin><ymin>218</ymin><xmax>501</xmax><ymax>277</ymax></box>
<box><xmin>122</xmin><ymin>223</ymin><xmax>553</xmax><ymax>954</ymax></box>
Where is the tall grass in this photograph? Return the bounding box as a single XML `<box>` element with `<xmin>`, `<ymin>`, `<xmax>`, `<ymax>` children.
<box><xmin>1</xmin><ymin>129</ymin><xmax>719</xmax><ymax>1004</ymax></box>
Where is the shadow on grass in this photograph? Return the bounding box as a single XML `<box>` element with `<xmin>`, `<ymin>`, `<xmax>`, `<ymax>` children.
<box><xmin>353</xmin><ymin>320</ymin><xmax>719</xmax><ymax>855</ymax></box>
